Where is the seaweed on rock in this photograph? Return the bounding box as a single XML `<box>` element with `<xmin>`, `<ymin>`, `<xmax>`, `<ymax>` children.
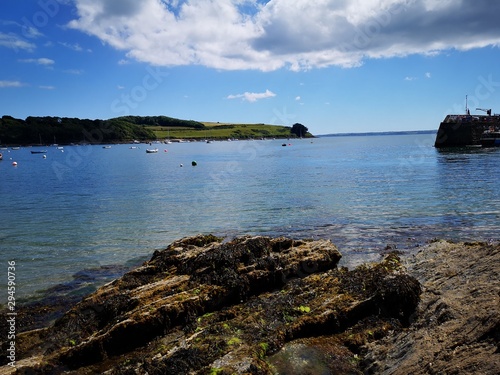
<box><xmin>7</xmin><ymin>235</ymin><xmax>423</xmax><ymax>374</ymax></box>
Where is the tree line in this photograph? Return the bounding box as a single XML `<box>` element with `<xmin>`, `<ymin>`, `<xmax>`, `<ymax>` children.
<box><xmin>0</xmin><ymin>115</ymin><xmax>205</xmax><ymax>145</ymax></box>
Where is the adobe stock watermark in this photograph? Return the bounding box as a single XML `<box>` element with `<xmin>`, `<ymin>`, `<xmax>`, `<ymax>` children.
<box><xmin>50</xmin><ymin>122</ymin><xmax>115</xmax><ymax>181</ymax></box>
<box><xmin>340</xmin><ymin>0</ymin><xmax>416</xmax><ymax>52</ymax></box>
<box><xmin>110</xmin><ymin>66</ymin><xmax>170</xmax><ymax>115</ymax></box>
<box><xmin>446</xmin><ymin>75</ymin><xmax>500</xmax><ymax>115</ymax></box>
<box><xmin>190</xmin><ymin>140</ymin><xmax>266</xmax><ymax>207</ymax></box>
<box><xmin>6</xmin><ymin>261</ymin><xmax>17</xmax><ymax>368</ymax></box>
<box><xmin>270</xmin><ymin>106</ymin><xmax>297</xmax><ymax>126</ymax></box>
<box><xmin>21</xmin><ymin>0</ymin><xmax>66</xmax><ymax>38</ymax></box>
<box><xmin>48</xmin><ymin>64</ymin><xmax>170</xmax><ymax>181</ymax></box>
<box><xmin>435</xmin><ymin>74</ymin><xmax>500</xmax><ymax>145</ymax></box>
<box><xmin>397</xmin><ymin>133</ymin><xmax>435</xmax><ymax>173</ymax></box>
<box><xmin>401</xmin><ymin>73</ymin><xmax>500</xmax><ymax>170</ymax></box>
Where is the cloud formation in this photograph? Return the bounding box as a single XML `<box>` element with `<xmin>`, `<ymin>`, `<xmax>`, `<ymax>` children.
<box><xmin>68</xmin><ymin>0</ymin><xmax>500</xmax><ymax>71</ymax></box>
<box><xmin>64</xmin><ymin>69</ymin><xmax>84</xmax><ymax>75</ymax></box>
<box><xmin>227</xmin><ymin>89</ymin><xmax>276</xmax><ymax>102</ymax></box>
<box><xmin>0</xmin><ymin>32</ymin><xmax>35</xmax><ymax>51</ymax></box>
<box><xmin>59</xmin><ymin>42</ymin><xmax>84</xmax><ymax>51</ymax></box>
<box><xmin>19</xmin><ymin>58</ymin><xmax>55</xmax><ymax>66</ymax></box>
<box><xmin>0</xmin><ymin>81</ymin><xmax>24</xmax><ymax>88</ymax></box>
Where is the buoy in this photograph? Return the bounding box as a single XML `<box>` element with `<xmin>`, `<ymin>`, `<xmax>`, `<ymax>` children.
<box><xmin>191</xmin><ymin>161</ymin><xmax>197</xmax><ymax>166</ymax></box>
<box><xmin>164</xmin><ymin>149</ymin><xmax>168</xmax><ymax>152</ymax></box>
<box><xmin>180</xmin><ymin>164</ymin><xmax>183</xmax><ymax>167</ymax></box>
<box><xmin>43</xmin><ymin>155</ymin><xmax>47</xmax><ymax>159</ymax></box>
<box><xmin>12</xmin><ymin>161</ymin><xmax>17</xmax><ymax>166</ymax></box>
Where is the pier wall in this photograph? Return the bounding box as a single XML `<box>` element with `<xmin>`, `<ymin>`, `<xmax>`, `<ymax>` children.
<box><xmin>434</xmin><ymin>115</ymin><xmax>500</xmax><ymax>148</ymax></box>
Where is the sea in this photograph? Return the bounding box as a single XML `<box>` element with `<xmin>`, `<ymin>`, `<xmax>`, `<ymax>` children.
<box><xmin>1</xmin><ymin>133</ymin><xmax>499</xmax><ymax>305</ymax></box>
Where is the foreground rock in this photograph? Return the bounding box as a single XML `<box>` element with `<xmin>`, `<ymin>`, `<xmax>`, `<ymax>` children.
<box><xmin>5</xmin><ymin>237</ymin><xmax>498</xmax><ymax>374</ymax></box>
<box><xmin>1</xmin><ymin>235</ymin><xmax>421</xmax><ymax>374</ymax></box>
<box><xmin>364</xmin><ymin>240</ymin><xmax>500</xmax><ymax>374</ymax></box>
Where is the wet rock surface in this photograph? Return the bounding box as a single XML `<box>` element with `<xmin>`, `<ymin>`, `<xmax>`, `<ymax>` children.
<box><xmin>1</xmin><ymin>236</ymin><xmax>497</xmax><ymax>374</ymax></box>
<box><xmin>363</xmin><ymin>240</ymin><xmax>500</xmax><ymax>375</ymax></box>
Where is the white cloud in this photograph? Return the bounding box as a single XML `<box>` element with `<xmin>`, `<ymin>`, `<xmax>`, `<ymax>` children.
<box><xmin>67</xmin><ymin>0</ymin><xmax>500</xmax><ymax>71</ymax></box>
<box><xmin>0</xmin><ymin>81</ymin><xmax>24</xmax><ymax>88</ymax></box>
<box><xmin>425</xmin><ymin>72</ymin><xmax>432</xmax><ymax>78</ymax></box>
<box><xmin>0</xmin><ymin>32</ymin><xmax>36</xmax><ymax>51</ymax></box>
<box><xmin>64</xmin><ymin>69</ymin><xmax>84</xmax><ymax>75</ymax></box>
<box><xmin>39</xmin><ymin>85</ymin><xmax>55</xmax><ymax>90</ymax></box>
<box><xmin>38</xmin><ymin>58</ymin><xmax>55</xmax><ymax>65</ymax></box>
<box><xmin>0</xmin><ymin>21</ymin><xmax>43</xmax><ymax>39</ymax></box>
<box><xmin>25</xmin><ymin>26</ymin><xmax>43</xmax><ymax>39</ymax></box>
<box><xmin>295</xmin><ymin>96</ymin><xmax>301</xmax><ymax>101</ymax></box>
<box><xmin>227</xmin><ymin>89</ymin><xmax>276</xmax><ymax>102</ymax></box>
<box><xmin>405</xmin><ymin>76</ymin><xmax>417</xmax><ymax>81</ymax></box>
<box><xmin>19</xmin><ymin>58</ymin><xmax>55</xmax><ymax>66</ymax></box>
<box><xmin>59</xmin><ymin>42</ymin><xmax>83</xmax><ymax>51</ymax></box>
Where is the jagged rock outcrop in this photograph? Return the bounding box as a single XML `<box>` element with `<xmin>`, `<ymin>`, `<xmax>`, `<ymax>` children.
<box><xmin>2</xmin><ymin>235</ymin><xmax>421</xmax><ymax>374</ymax></box>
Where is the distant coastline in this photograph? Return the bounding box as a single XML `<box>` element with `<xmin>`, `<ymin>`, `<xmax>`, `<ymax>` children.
<box><xmin>320</xmin><ymin>130</ymin><xmax>436</xmax><ymax>137</ymax></box>
<box><xmin>0</xmin><ymin>115</ymin><xmax>311</xmax><ymax>146</ymax></box>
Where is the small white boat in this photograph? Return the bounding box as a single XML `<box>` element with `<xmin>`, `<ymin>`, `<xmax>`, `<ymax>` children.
<box><xmin>146</xmin><ymin>148</ymin><xmax>158</xmax><ymax>153</ymax></box>
<box><xmin>102</xmin><ymin>146</ymin><xmax>112</xmax><ymax>149</ymax></box>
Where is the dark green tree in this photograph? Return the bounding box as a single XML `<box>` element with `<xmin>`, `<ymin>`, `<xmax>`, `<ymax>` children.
<box><xmin>290</xmin><ymin>123</ymin><xmax>308</xmax><ymax>137</ymax></box>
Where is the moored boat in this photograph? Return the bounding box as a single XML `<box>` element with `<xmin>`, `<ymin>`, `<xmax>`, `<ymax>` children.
<box><xmin>480</xmin><ymin>131</ymin><xmax>500</xmax><ymax>147</ymax></box>
<box><xmin>146</xmin><ymin>148</ymin><xmax>158</xmax><ymax>153</ymax></box>
<box><xmin>31</xmin><ymin>150</ymin><xmax>48</xmax><ymax>154</ymax></box>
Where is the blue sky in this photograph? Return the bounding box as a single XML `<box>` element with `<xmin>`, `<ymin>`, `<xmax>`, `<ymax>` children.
<box><xmin>1</xmin><ymin>0</ymin><xmax>500</xmax><ymax>135</ymax></box>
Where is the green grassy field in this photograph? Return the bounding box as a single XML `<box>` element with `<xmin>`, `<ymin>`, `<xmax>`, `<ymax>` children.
<box><xmin>148</xmin><ymin>122</ymin><xmax>301</xmax><ymax>140</ymax></box>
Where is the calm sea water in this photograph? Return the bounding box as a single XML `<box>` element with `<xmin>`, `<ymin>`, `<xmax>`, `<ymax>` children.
<box><xmin>1</xmin><ymin>133</ymin><xmax>499</xmax><ymax>304</ymax></box>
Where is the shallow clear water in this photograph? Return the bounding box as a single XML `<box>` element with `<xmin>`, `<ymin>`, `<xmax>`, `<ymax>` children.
<box><xmin>1</xmin><ymin>133</ymin><xmax>499</xmax><ymax>303</ymax></box>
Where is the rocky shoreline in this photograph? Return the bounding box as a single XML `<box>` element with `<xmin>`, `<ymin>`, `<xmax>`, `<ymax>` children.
<box><xmin>1</xmin><ymin>235</ymin><xmax>498</xmax><ymax>374</ymax></box>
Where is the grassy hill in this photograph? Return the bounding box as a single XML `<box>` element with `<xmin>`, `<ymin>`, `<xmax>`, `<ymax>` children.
<box><xmin>149</xmin><ymin>122</ymin><xmax>298</xmax><ymax>140</ymax></box>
